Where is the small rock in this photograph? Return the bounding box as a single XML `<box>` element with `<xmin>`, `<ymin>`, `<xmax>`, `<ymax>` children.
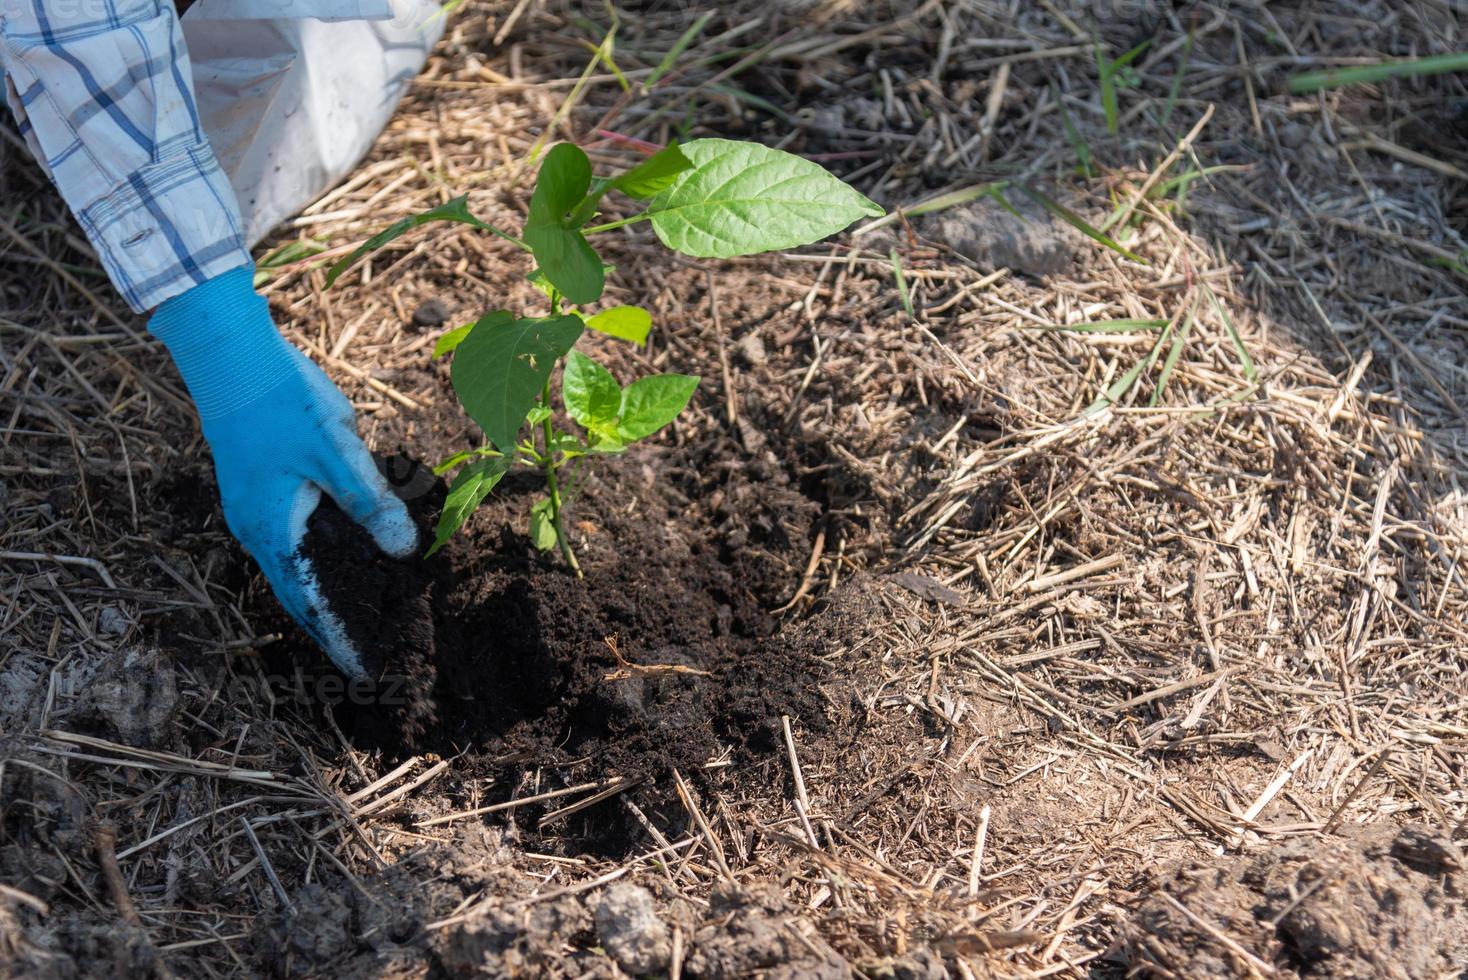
<box><xmin>736</xmin><ymin>332</ymin><xmax>767</xmax><ymax>367</ymax></box>
<box><xmin>87</xmin><ymin>648</ymin><xmax>178</xmax><ymax>747</ymax></box>
<box><xmin>1390</xmin><ymin>825</ymin><xmax>1464</xmax><ymax>875</ymax></box>
<box><xmin>256</xmin><ymin>883</ymin><xmax>354</xmax><ymax>974</ymax></box>
<box><xmin>922</xmin><ymin>196</ymin><xmax>1077</xmax><ymax>277</ymax></box>
<box><xmin>889</xmin><ymin>572</ymin><xmax>965</xmax><ymax>607</ymax></box>
<box><xmin>99</xmin><ymin>606</ymin><xmax>130</xmax><ymax>637</ymax></box>
<box><xmin>0</xmin><ymin>844</ymin><xmax>68</xmax><ymax>902</ymax></box>
<box><xmin>0</xmin><ymin>655</ymin><xmax>45</xmax><ymax>729</ymax></box>
<box><xmin>1278</xmin><ymin>121</ymin><xmax>1308</xmax><ymax>149</ymax></box>
<box><xmin>595</xmin><ymin>883</ymin><xmax>671</xmax><ymax>975</ymax></box>
<box><xmin>411</xmin><ymin>298</ymin><xmax>451</xmax><ymax>329</ymax></box>
<box><xmin>803</xmin><ymin>105</ymin><xmax>846</xmax><ymax>136</ymax></box>
<box><xmin>862</xmin><ymin>949</ymin><xmax>949</xmax><ymax>980</ymax></box>
<box><xmin>848</xmin><ymin>97</ymin><xmax>886</xmax><ymax>131</ymax></box>
<box><xmin>689</xmin><ymin>883</ymin><xmax>850</xmax><ymax>979</ymax></box>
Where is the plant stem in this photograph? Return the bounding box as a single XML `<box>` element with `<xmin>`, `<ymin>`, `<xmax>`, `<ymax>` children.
<box><xmin>583</xmin><ymin>212</ymin><xmax>651</xmax><ymax>235</ymax></box>
<box><xmin>479</xmin><ymin>223</ymin><xmax>534</xmax><ymax>252</ymax></box>
<box><xmin>540</xmin><ymin>290</ymin><xmax>583</xmax><ymax>576</ymax></box>
<box><xmin>540</xmin><ymin>275</ymin><xmax>584</xmax><ymax>569</ymax></box>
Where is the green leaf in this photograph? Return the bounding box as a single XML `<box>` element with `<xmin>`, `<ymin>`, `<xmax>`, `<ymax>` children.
<box><xmin>584</xmin><ymin>306</ymin><xmax>652</xmax><ymax>345</ymax></box>
<box><xmin>327</xmin><ymin>196</ymin><xmax>494</xmax><ymax>287</ymax></box>
<box><xmin>529</xmin><ymin>143</ymin><xmax>593</xmax><ymax>225</ymax></box>
<box><xmin>618</xmin><ymin>373</ymin><xmax>699</xmax><ymax>442</ymax></box>
<box><xmin>529</xmin><ymin>498</ymin><xmax>558</xmax><ymax>551</ymax></box>
<box><xmin>428</xmin><ymin>456</ymin><xmax>511</xmax><ymax>556</ymax></box>
<box><xmin>587</xmin><ymin>434</ymin><xmax>627</xmax><ymax>454</ymax></box>
<box><xmin>255</xmin><ymin>238</ymin><xmax>328</xmax><ymax>285</ymax></box>
<box><xmin>523</xmin><ymin>226</ymin><xmax>604</xmax><ymax>305</ymax></box>
<box><xmin>260</xmin><ymin>237</ymin><xmax>328</xmax><ymax>269</ymax></box>
<box><xmin>450</xmin><ymin>312</ymin><xmax>584</xmax><ymax>452</ymax></box>
<box><xmin>525</xmin><ymin>144</ymin><xmax>606</xmax><ymax>304</ymax></box>
<box><xmin>529</xmin><ymin>264</ymin><xmax>614</xmax><ymax>298</ymax></box>
<box><xmin>562</xmin><ymin>350</ymin><xmax>623</xmax><ymax>430</ymax></box>
<box><xmin>526</xmin><ymin>404</ymin><xmax>552</xmax><ymax>425</ymax></box>
<box><xmin>647</xmin><ymin>139</ymin><xmax>883</xmax><ymax>258</ymax></box>
<box><xmin>612</xmin><ymin>142</ymin><xmax>692</xmax><ymax>200</ymax></box>
<box><xmin>433</xmin><ymin>320</ymin><xmax>479</xmax><ymax>358</ymax></box>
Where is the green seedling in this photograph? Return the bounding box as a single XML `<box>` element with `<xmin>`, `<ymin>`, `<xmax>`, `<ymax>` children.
<box><xmin>331</xmin><ymin>138</ymin><xmax>881</xmax><ymax>573</ymax></box>
<box><xmin>1096</xmin><ymin>38</ymin><xmax>1152</xmax><ymax>136</ymax></box>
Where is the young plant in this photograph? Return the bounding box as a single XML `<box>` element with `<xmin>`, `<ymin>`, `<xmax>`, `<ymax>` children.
<box><xmin>328</xmin><ymin>139</ymin><xmax>882</xmax><ymax>573</ymax></box>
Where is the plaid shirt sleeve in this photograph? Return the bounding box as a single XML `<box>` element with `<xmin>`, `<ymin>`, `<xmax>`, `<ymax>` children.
<box><xmin>0</xmin><ymin>0</ymin><xmax>251</xmax><ymax>313</ymax></box>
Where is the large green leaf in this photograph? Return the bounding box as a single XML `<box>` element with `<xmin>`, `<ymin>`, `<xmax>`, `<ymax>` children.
<box><xmin>327</xmin><ymin>196</ymin><xmax>492</xmax><ymax>287</ymax></box>
<box><xmin>524</xmin><ymin>143</ymin><xmax>605</xmax><ymax>304</ymax></box>
<box><xmin>562</xmin><ymin>350</ymin><xmax>622</xmax><ymax>431</ymax></box>
<box><xmin>428</xmin><ymin>456</ymin><xmax>511</xmax><ymax>556</ymax></box>
<box><xmin>528</xmin><ymin>142</ymin><xmax>592</xmax><ymax>223</ymax></box>
<box><xmin>434</xmin><ymin>318</ymin><xmax>493</xmax><ymax>358</ymax></box>
<box><xmin>647</xmin><ymin>139</ymin><xmax>883</xmax><ymax>258</ymax></box>
<box><xmin>450</xmin><ymin>312</ymin><xmax>584</xmax><ymax>452</ymax></box>
<box><xmin>584</xmin><ymin>305</ymin><xmax>652</xmax><ymax>345</ymax></box>
<box><xmin>523</xmin><ymin>226</ymin><xmax>604</xmax><ymax>304</ymax></box>
<box><xmin>618</xmin><ymin>373</ymin><xmax>699</xmax><ymax>441</ymax></box>
<box><xmin>612</xmin><ymin>142</ymin><xmax>692</xmax><ymax>200</ymax></box>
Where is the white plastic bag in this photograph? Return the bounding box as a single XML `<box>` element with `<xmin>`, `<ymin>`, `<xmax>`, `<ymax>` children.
<box><xmin>182</xmin><ymin>0</ymin><xmax>444</xmax><ymax>245</ymax></box>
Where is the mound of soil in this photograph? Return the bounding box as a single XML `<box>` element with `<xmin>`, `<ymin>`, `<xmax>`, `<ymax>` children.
<box><xmin>1110</xmin><ymin>824</ymin><xmax>1468</xmax><ymax>978</ymax></box>
<box><xmin>235</xmin><ymin>827</ymin><xmax>856</xmax><ymax>979</ymax></box>
<box><xmin>267</xmin><ymin>448</ymin><xmax>840</xmax><ymax>848</ymax></box>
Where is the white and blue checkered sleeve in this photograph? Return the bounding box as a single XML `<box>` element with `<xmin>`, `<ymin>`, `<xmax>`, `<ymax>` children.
<box><xmin>0</xmin><ymin>0</ymin><xmax>251</xmax><ymax>313</ymax></box>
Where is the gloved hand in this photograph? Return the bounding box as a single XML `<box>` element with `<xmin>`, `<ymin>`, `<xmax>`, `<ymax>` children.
<box><xmin>150</xmin><ymin>264</ymin><xmax>417</xmax><ymax>677</ymax></box>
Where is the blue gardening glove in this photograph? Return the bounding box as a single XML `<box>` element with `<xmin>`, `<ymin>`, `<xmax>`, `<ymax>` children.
<box><xmin>150</xmin><ymin>264</ymin><xmax>417</xmax><ymax>677</ymax></box>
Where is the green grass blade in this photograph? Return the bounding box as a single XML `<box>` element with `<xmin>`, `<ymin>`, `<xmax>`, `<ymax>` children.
<box><xmin>1085</xmin><ymin>322</ymin><xmax>1170</xmax><ymax>415</ymax></box>
<box><xmin>586</xmin><ymin>39</ymin><xmax>631</xmax><ymax>92</ymax></box>
<box><xmin>325</xmin><ymin>196</ymin><xmax>519</xmax><ymax>288</ymax></box>
<box><xmin>1289</xmin><ymin>52</ymin><xmax>1468</xmax><ymax>93</ymax></box>
<box><xmin>646</xmin><ymin>10</ymin><xmax>714</xmax><ymax>87</ymax></box>
<box><xmin>522</xmin><ymin>22</ymin><xmax>618</xmax><ymax>173</ymax></box>
<box><xmin>254</xmin><ymin>238</ymin><xmax>327</xmax><ymax>285</ymax></box>
<box><xmin>1096</xmin><ymin>44</ymin><xmax>1118</xmax><ymax>136</ymax></box>
<box><xmin>891</xmin><ymin>248</ymin><xmax>914</xmax><ymax>318</ymax></box>
<box><xmin>1203</xmin><ymin>285</ymin><xmax>1256</xmax><ymax>381</ymax></box>
<box><xmin>1150</xmin><ymin>301</ymin><xmax>1196</xmax><ymax>406</ymax></box>
<box><xmin>853</xmin><ymin>181</ymin><xmax>1004</xmax><ymax>237</ymax></box>
<box><xmin>1151</xmin><ymin>164</ymin><xmax>1250</xmax><ymax>200</ymax></box>
<box><xmin>707</xmin><ymin>84</ymin><xmax>792</xmax><ymax>121</ymax></box>
<box><xmin>1160</xmin><ymin>32</ymin><xmax>1194</xmax><ymax>131</ymax></box>
<box><xmin>1051</xmin><ymin>83</ymin><xmax>1094</xmax><ymax>179</ymax></box>
<box><xmin>1097</xmin><ymin>38</ymin><xmax>1151</xmax><ymax>136</ymax></box>
<box><xmin>1018</xmin><ymin>185</ymin><xmax>1144</xmax><ymax>263</ymax></box>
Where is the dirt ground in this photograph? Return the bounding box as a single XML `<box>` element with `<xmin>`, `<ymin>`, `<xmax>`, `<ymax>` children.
<box><xmin>5</xmin><ymin>1</ymin><xmax>1468</xmax><ymax>977</ymax></box>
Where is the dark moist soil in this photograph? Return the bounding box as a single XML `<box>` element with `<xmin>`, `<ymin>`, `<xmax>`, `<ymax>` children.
<box><xmin>268</xmin><ymin>445</ymin><xmax>840</xmax><ymax>849</ymax></box>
